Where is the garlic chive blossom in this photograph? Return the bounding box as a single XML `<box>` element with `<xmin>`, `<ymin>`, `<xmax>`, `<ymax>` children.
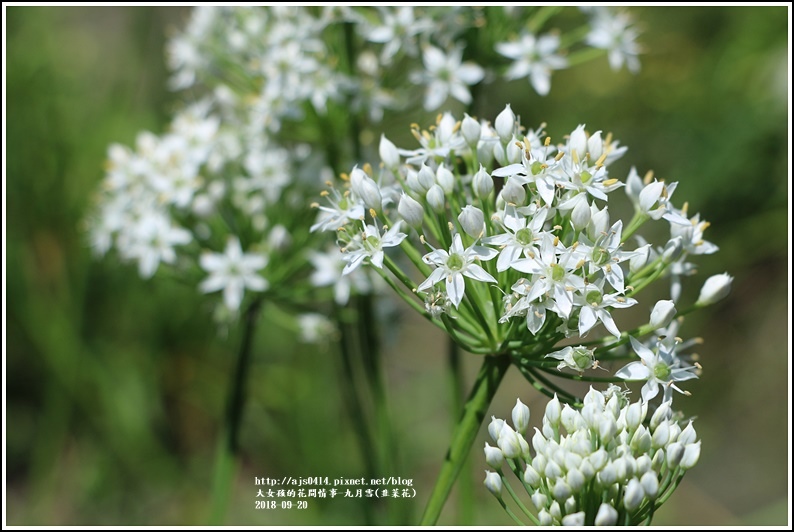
<box><xmin>199</xmin><ymin>237</ymin><xmax>268</xmax><ymax>312</ymax></box>
<box><xmin>417</xmin><ymin>233</ymin><xmax>497</xmax><ymax>308</ymax></box>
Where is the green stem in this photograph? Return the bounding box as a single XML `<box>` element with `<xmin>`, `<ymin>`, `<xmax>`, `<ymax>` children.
<box><xmin>209</xmin><ymin>298</ymin><xmax>263</xmax><ymax>524</ymax></box>
<box><xmin>420</xmin><ymin>354</ymin><xmax>512</xmax><ymax>525</ymax></box>
<box><xmin>447</xmin><ymin>339</ymin><xmax>474</xmax><ymax>525</ymax></box>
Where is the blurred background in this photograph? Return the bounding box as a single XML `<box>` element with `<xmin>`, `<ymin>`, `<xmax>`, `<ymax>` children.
<box><xmin>5</xmin><ymin>6</ymin><xmax>789</xmax><ymax>526</ymax></box>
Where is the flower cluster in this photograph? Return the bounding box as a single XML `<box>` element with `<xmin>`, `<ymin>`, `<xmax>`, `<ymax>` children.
<box><xmin>483</xmin><ymin>388</ymin><xmax>701</xmax><ymax>526</ymax></box>
<box><xmin>167</xmin><ymin>6</ymin><xmax>642</xmax><ymax>117</ymax></box>
<box><xmin>311</xmin><ymin>107</ymin><xmax>729</xmax><ymax>369</ymax></box>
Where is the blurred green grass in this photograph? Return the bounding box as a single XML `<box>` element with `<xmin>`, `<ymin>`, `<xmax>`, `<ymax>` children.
<box><xmin>5</xmin><ymin>6</ymin><xmax>790</xmax><ymax>526</ymax></box>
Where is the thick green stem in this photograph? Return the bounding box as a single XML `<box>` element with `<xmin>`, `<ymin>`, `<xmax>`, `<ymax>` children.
<box><xmin>209</xmin><ymin>299</ymin><xmax>263</xmax><ymax>524</ymax></box>
<box><xmin>420</xmin><ymin>354</ymin><xmax>511</xmax><ymax>525</ymax></box>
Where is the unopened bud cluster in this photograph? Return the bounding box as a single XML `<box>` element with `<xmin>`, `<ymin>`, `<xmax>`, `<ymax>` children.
<box><xmin>484</xmin><ymin>388</ymin><xmax>701</xmax><ymax>526</ymax></box>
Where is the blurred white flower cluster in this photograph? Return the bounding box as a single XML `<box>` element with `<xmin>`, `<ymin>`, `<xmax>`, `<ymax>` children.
<box><xmin>483</xmin><ymin>388</ymin><xmax>701</xmax><ymax>526</ymax></box>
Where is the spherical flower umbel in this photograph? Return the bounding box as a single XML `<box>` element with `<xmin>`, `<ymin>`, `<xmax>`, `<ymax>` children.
<box><xmin>483</xmin><ymin>387</ymin><xmax>701</xmax><ymax>525</ymax></box>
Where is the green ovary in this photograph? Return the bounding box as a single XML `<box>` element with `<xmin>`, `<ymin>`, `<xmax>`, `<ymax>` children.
<box><xmin>447</xmin><ymin>253</ymin><xmax>464</xmax><ymax>271</ymax></box>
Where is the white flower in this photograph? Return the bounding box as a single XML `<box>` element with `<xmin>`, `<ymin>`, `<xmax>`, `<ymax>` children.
<box><xmin>586</xmin><ymin>9</ymin><xmax>641</xmax><ymax>73</ymax></box>
<box><xmin>496</xmin><ymin>32</ymin><xmax>567</xmax><ymax>96</ymax></box>
<box><xmin>615</xmin><ymin>336</ymin><xmax>699</xmax><ymax>403</ymax></box>
<box><xmin>342</xmin><ymin>221</ymin><xmax>407</xmax><ymax>275</ymax></box>
<box><xmin>545</xmin><ymin>345</ymin><xmax>598</xmax><ymax>374</ymax></box>
<box><xmin>483</xmin><ymin>206</ymin><xmax>550</xmax><ymax>272</ymax></box>
<box><xmin>200</xmin><ymin>237</ymin><xmax>268</xmax><ymax>311</ymax></box>
<box><xmin>412</xmin><ymin>45</ymin><xmax>484</xmax><ymax>110</ymax></box>
<box><xmin>416</xmin><ymin>233</ymin><xmax>497</xmax><ymax>308</ymax></box>
<box><xmin>129</xmin><ymin>212</ymin><xmax>192</xmax><ymax>279</ymax></box>
<box><xmin>309</xmin><ymin>248</ymin><xmax>371</xmax><ymax>306</ymax></box>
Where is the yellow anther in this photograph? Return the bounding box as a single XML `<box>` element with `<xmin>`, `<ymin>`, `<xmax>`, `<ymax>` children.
<box><xmin>553</xmin><ymin>236</ymin><xmax>560</xmax><ymax>246</ymax></box>
<box><xmin>320</xmin><ymin>190</ymin><xmax>329</xmax><ymax>197</ymax></box>
<box><xmin>643</xmin><ymin>170</ymin><xmax>654</xmax><ymax>184</ymax></box>
<box><xmin>603</xmin><ymin>178</ymin><xmax>619</xmax><ymax>186</ymax></box>
<box><xmin>362</xmin><ymin>162</ymin><xmax>373</xmax><ymax>175</ymax></box>
<box><xmin>448</xmin><ymin>222</ymin><xmax>454</xmax><ymax>231</ymax></box>
<box><xmin>452</xmin><ymin>121</ymin><xmax>461</xmax><ymax>133</ymax></box>
<box><xmin>544</xmin><ymin>136</ymin><xmax>551</xmax><ymax>146</ymax></box>
<box><xmin>310</xmin><ymin>202</ymin><xmax>319</xmax><ymax>209</ymax></box>
<box><xmin>369</xmin><ymin>208</ymin><xmax>377</xmax><ymax>219</ymax></box>
<box><xmin>340</xmin><ymin>172</ymin><xmax>349</xmax><ymax>181</ymax></box>
<box><xmin>595</xmin><ymin>153</ymin><xmax>608</xmax><ymax>168</ymax></box>
<box><xmin>575</xmin><ymin>259</ymin><xmax>586</xmax><ymax>269</ymax></box>
<box><xmin>555</xmin><ymin>151</ymin><xmax>565</xmax><ymax>161</ymax></box>
<box><xmin>325</xmin><ymin>180</ymin><xmax>333</xmax><ymax>187</ymax></box>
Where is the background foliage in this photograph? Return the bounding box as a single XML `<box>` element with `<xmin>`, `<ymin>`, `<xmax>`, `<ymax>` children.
<box><xmin>5</xmin><ymin>6</ymin><xmax>789</xmax><ymax>525</ymax></box>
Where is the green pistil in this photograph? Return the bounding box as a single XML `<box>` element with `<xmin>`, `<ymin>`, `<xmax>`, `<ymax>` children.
<box><xmin>516</xmin><ymin>228</ymin><xmax>533</xmax><ymax>246</ymax></box>
<box><xmin>447</xmin><ymin>253</ymin><xmax>464</xmax><ymax>271</ymax></box>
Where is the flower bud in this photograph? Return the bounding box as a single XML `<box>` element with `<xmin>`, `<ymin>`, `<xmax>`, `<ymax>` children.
<box><xmin>562</xmin><ymin>512</ymin><xmax>585</xmax><ymax>526</ymax></box>
<box><xmin>623</xmin><ymin>478</ymin><xmax>645</xmax><ymax>511</ymax></box>
<box><xmin>560</xmin><ymin>405</ymin><xmax>579</xmax><ymax>433</ymax></box>
<box><xmin>379</xmin><ymin>135</ymin><xmax>400</xmax><ymax>169</ymax></box>
<box><xmin>532</xmin><ymin>427</ymin><xmax>548</xmax><ymax>456</ymax></box>
<box><xmin>650</xmin><ymin>401</ymin><xmax>672</xmax><ymax>431</ymax></box>
<box><xmin>564</xmin><ymin>496</ymin><xmax>577</xmax><ymax>515</ymax></box>
<box><xmin>473</xmin><ymin>165</ymin><xmax>494</xmax><ymax>198</ymax></box>
<box><xmin>524</xmin><ymin>465</ymin><xmax>541</xmax><ymax>488</ymax></box>
<box><xmin>500</xmin><ymin>179</ymin><xmax>526</xmax><ymax>205</ymax></box>
<box><xmin>587</xmin><ymin>130</ymin><xmax>604</xmax><ymax>161</ymax></box>
<box><xmin>571</xmin><ymin>197</ymin><xmax>591</xmax><ymax>230</ymax></box>
<box><xmin>666</xmin><ymin>442</ymin><xmax>684</xmax><ymax>468</ymax></box>
<box><xmin>595</xmin><ymin>503</ymin><xmax>618</xmax><ymax>526</ymax></box>
<box><xmin>589</xmin><ymin>206</ymin><xmax>610</xmax><ymax>239</ymax></box>
<box><xmin>415</xmin><ymin>164</ymin><xmax>435</xmax><ymax>194</ymax></box>
<box><xmin>484</xmin><ymin>442</ymin><xmax>504</xmax><ymax>469</ymax></box>
<box><xmin>652</xmin><ymin>448</ymin><xmax>666</xmax><ymax>470</ymax></box>
<box><xmin>549</xmin><ymin>500</ymin><xmax>562</xmax><ymax>521</ymax></box>
<box><xmin>506</xmin><ymin>136</ymin><xmax>523</xmax><ymax>164</ymax></box>
<box><xmin>696</xmin><ymin>273</ymin><xmax>733</xmax><ymax>306</ymax></box>
<box><xmin>498</xmin><ymin>427</ymin><xmax>522</xmax><ymax>460</ymax></box>
<box><xmin>625</xmin><ymin>167</ymin><xmax>644</xmax><ymax>204</ymax></box>
<box><xmin>640</xmin><ymin>471</ymin><xmax>659</xmax><ymax>499</ymax></box>
<box><xmin>680</xmin><ymin>441</ymin><xmax>701</xmax><ymax>470</ymax></box>
<box><xmin>531</xmin><ymin>489</ymin><xmax>548</xmax><ymax>510</ymax></box>
<box><xmin>538</xmin><ymin>509</ymin><xmax>553</xmax><ymax>526</ymax></box>
<box><xmin>493</xmin><ymin>141</ymin><xmax>507</xmax><ymax>166</ymax></box>
<box><xmin>483</xmin><ymin>470</ymin><xmax>502</xmax><ymax>496</ymax></box>
<box><xmin>635</xmin><ymin>455</ymin><xmax>652</xmax><ymax>476</ymax></box>
<box><xmin>678</xmin><ymin>421</ymin><xmax>698</xmax><ymax>445</ymax></box>
<box><xmin>630</xmin><ymin>425</ymin><xmax>652</xmax><ymax>454</ymax></box>
<box><xmin>599</xmin><ymin>414</ymin><xmax>618</xmax><ymax>444</ymax></box>
<box><xmin>569</xmin><ymin>124</ymin><xmax>588</xmax><ymax>161</ymax></box>
<box><xmin>426</xmin><ymin>184</ymin><xmax>446</xmax><ymax>213</ymax></box>
<box><xmin>662</xmin><ymin>236</ymin><xmax>684</xmax><ymax>262</ymax></box>
<box><xmin>436</xmin><ymin>165</ymin><xmax>455</xmax><ymax>194</ymax></box>
<box><xmin>544</xmin><ymin>459</ymin><xmax>563</xmax><ymax>480</ymax></box>
<box><xmin>590</xmin><ymin>449</ymin><xmax>608</xmax><ymax>472</ymax></box>
<box><xmin>566</xmin><ymin>468</ymin><xmax>586</xmax><ymax>492</ymax></box>
<box><xmin>579</xmin><ymin>457</ymin><xmax>595</xmax><ymax>479</ymax></box>
<box><xmin>458</xmin><ymin>205</ymin><xmax>485</xmax><ymax>238</ymax></box>
<box><xmin>650</xmin><ymin>300</ymin><xmax>676</xmax><ymax>329</ymax></box>
<box><xmin>461</xmin><ymin>113</ymin><xmax>481</xmax><ymax>147</ymax></box>
<box><xmin>488</xmin><ymin>416</ymin><xmax>505</xmax><ymax>442</ymax></box>
<box><xmin>626</xmin><ymin>401</ymin><xmax>646</xmax><ymax>432</ymax></box>
<box><xmin>477</xmin><ymin>140</ymin><xmax>495</xmax><ymax>166</ymax></box>
<box><xmin>639</xmin><ymin>180</ymin><xmax>664</xmax><ymax>214</ymax></box>
<box><xmin>398</xmin><ymin>193</ymin><xmax>424</xmax><ymax>228</ymax></box>
<box><xmin>652</xmin><ymin>420</ymin><xmax>671</xmax><ymax>449</ymax></box>
<box><xmin>599</xmin><ymin>462</ymin><xmax>617</xmax><ymax>486</ymax></box>
<box><xmin>494</xmin><ymin>104</ymin><xmax>516</xmax><ymax>143</ymax></box>
<box><xmin>267</xmin><ymin>224</ymin><xmax>291</xmax><ymax>251</ymax></box>
<box><xmin>512</xmin><ymin>398</ymin><xmax>531</xmax><ymax>434</ymax></box>
<box><xmin>350</xmin><ymin>167</ymin><xmax>382</xmax><ymax>212</ymax></box>
<box><xmin>545</xmin><ymin>395</ymin><xmax>562</xmax><ymax>427</ymax></box>
<box><xmin>552</xmin><ymin>478</ymin><xmax>571</xmax><ymax>502</ymax></box>
<box><xmin>630</xmin><ymin>244</ymin><xmax>651</xmax><ymax>273</ymax></box>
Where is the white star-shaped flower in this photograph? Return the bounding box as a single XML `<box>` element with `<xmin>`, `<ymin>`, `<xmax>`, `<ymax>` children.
<box><xmin>200</xmin><ymin>238</ymin><xmax>268</xmax><ymax>311</ymax></box>
<box><xmin>417</xmin><ymin>233</ymin><xmax>497</xmax><ymax>308</ymax></box>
